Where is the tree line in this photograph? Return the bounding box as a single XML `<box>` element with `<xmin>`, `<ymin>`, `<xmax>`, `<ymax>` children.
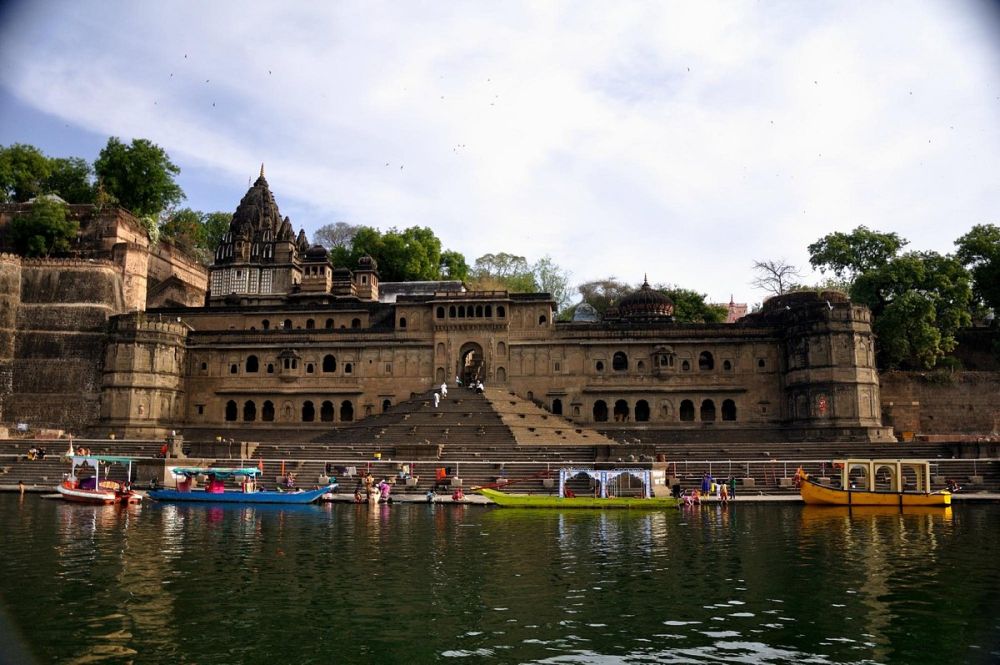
<box><xmin>752</xmin><ymin>224</ymin><xmax>1000</xmax><ymax>370</ymax></box>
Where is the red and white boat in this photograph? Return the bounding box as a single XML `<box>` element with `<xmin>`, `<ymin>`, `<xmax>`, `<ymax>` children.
<box><xmin>56</xmin><ymin>455</ymin><xmax>141</xmax><ymax>504</ymax></box>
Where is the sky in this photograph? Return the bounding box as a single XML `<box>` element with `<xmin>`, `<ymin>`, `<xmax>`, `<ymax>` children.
<box><xmin>1</xmin><ymin>1</ymin><xmax>999</xmax><ymax>306</ymax></box>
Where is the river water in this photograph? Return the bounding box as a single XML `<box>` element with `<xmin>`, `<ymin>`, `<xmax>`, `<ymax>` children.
<box><xmin>0</xmin><ymin>495</ymin><xmax>998</xmax><ymax>664</ymax></box>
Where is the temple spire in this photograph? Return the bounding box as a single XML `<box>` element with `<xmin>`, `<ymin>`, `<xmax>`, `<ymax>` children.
<box><xmin>260</xmin><ymin>163</ymin><xmax>265</xmax><ymax>178</ymax></box>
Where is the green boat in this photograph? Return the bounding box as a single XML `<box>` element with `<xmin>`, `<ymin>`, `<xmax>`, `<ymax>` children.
<box><xmin>479</xmin><ymin>488</ymin><xmax>680</xmax><ymax>509</ymax></box>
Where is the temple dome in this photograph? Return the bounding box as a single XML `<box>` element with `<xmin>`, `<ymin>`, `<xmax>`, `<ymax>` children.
<box><xmin>617</xmin><ymin>278</ymin><xmax>674</xmax><ymax>320</ymax></box>
<box><xmin>304</xmin><ymin>244</ymin><xmax>328</xmax><ymax>260</ymax></box>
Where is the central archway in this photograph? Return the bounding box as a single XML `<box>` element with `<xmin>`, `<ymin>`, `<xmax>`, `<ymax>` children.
<box><xmin>458</xmin><ymin>341</ymin><xmax>484</xmax><ymax>386</ymax></box>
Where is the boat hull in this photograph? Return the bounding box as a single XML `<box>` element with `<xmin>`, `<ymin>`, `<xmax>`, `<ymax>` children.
<box><xmin>56</xmin><ymin>484</ymin><xmax>140</xmax><ymax>505</ymax></box>
<box><xmin>799</xmin><ymin>478</ymin><xmax>951</xmax><ymax>506</ymax></box>
<box><xmin>148</xmin><ymin>484</ymin><xmax>334</xmax><ymax>504</ymax></box>
<box><xmin>480</xmin><ymin>488</ymin><xmax>680</xmax><ymax>509</ymax></box>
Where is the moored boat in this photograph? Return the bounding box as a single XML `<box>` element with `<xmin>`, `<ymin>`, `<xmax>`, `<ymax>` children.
<box><xmin>56</xmin><ymin>455</ymin><xmax>141</xmax><ymax>505</ymax></box>
<box><xmin>797</xmin><ymin>459</ymin><xmax>951</xmax><ymax>507</ymax></box>
<box><xmin>148</xmin><ymin>466</ymin><xmax>335</xmax><ymax>504</ymax></box>
<box><xmin>481</xmin><ymin>467</ymin><xmax>680</xmax><ymax>509</ymax></box>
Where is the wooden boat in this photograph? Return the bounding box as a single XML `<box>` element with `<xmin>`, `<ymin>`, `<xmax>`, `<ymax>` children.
<box><xmin>480</xmin><ymin>488</ymin><xmax>680</xmax><ymax>509</ymax></box>
<box><xmin>148</xmin><ymin>466</ymin><xmax>335</xmax><ymax>504</ymax></box>
<box><xmin>56</xmin><ymin>455</ymin><xmax>141</xmax><ymax>505</ymax></box>
<box><xmin>797</xmin><ymin>459</ymin><xmax>951</xmax><ymax>507</ymax></box>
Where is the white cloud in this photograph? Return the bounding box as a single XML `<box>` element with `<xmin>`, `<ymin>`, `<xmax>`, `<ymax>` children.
<box><xmin>1</xmin><ymin>0</ymin><xmax>998</xmax><ymax>303</ymax></box>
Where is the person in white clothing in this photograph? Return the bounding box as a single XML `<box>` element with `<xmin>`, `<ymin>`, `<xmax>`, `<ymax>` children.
<box><xmin>440</xmin><ymin>382</ymin><xmax>448</xmax><ymax>397</ymax></box>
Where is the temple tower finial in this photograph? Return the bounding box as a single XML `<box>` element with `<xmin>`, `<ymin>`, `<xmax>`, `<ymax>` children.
<box><xmin>260</xmin><ymin>163</ymin><xmax>265</xmax><ymax>178</ymax></box>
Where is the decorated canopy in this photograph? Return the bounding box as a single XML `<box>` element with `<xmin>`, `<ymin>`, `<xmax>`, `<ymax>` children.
<box><xmin>558</xmin><ymin>468</ymin><xmax>652</xmax><ymax>499</ymax></box>
<box><xmin>169</xmin><ymin>467</ymin><xmax>261</xmax><ymax>479</ymax></box>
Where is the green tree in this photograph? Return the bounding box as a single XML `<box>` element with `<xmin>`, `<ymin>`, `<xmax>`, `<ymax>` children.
<box><xmin>439</xmin><ymin>249</ymin><xmax>469</xmax><ymax>281</ymax></box>
<box><xmin>201</xmin><ymin>211</ymin><xmax>232</xmax><ymax>254</ymax></box>
<box><xmin>533</xmin><ymin>256</ymin><xmax>572</xmax><ymax>312</ymax></box>
<box><xmin>808</xmin><ymin>226</ymin><xmax>908</xmax><ymax>281</ymax></box>
<box><xmin>94</xmin><ymin>137</ymin><xmax>184</xmax><ymax>217</ymax></box>
<box><xmin>45</xmin><ymin>157</ymin><xmax>94</xmax><ymax>203</ymax></box>
<box><xmin>469</xmin><ymin>252</ymin><xmax>537</xmax><ymax>292</ymax></box>
<box><xmin>159</xmin><ymin>208</ymin><xmax>206</xmax><ymax>251</ymax></box>
<box><xmin>336</xmin><ymin>226</ymin><xmax>459</xmax><ymax>282</ymax></box>
<box><xmin>313</xmin><ymin>222</ymin><xmax>360</xmax><ymax>251</ymax></box>
<box><xmin>851</xmin><ymin>251</ymin><xmax>973</xmax><ymax>368</ymax></box>
<box><xmin>0</xmin><ymin>143</ymin><xmax>50</xmax><ymax>202</ymax></box>
<box><xmin>955</xmin><ymin>223</ymin><xmax>1000</xmax><ymax>316</ymax></box>
<box><xmin>8</xmin><ymin>197</ymin><xmax>79</xmax><ymax>256</ymax></box>
<box><xmin>576</xmin><ymin>277</ymin><xmax>633</xmax><ymax>316</ymax></box>
<box><xmin>657</xmin><ymin>286</ymin><xmax>728</xmax><ymax>323</ymax></box>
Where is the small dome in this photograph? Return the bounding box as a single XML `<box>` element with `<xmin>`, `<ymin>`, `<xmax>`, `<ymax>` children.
<box><xmin>357</xmin><ymin>254</ymin><xmax>378</xmax><ymax>271</ymax></box>
<box><xmin>305</xmin><ymin>244</ymin><xmax>328</xmax><ymax>260</ymax></box>
<box><xmin>617</xmin><ymin>278</ymin><xmax>674</xmax><ymax>320</ymax></box>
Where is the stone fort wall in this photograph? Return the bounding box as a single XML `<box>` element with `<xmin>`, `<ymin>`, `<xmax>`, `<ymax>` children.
<box><xmin>880</xmin><ymin>370</ymin><xmax>1000</xmax><ymax>437</ymax></box>
<box><xmin>1</xmin><ymin>255</ymin><xmax>127</xmax><ymax>431</ymax></box>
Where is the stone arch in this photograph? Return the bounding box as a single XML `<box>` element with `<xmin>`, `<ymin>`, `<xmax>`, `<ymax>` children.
<box><xmin>497</xmin><ymin>305</ymin><xmax>506</xmax><ymax>318</ymax></box>
<box><xmin>699</xmin><ymin>351</ymin><xmax>714</xmax><ymax>370</ymax></box>
<box><xmin>435</xmin><ymin>367</ymin><xmax>446</xmax><ymax>384</ymax></box>
<box><xmin>679</xmin><ymin>400</ymin><xmax>695</xmax><ymax>421</ymax></box>
<box><xmin>681</xmin><ymin>360</ymin><xmax>691</xmax><ymax>371</ymax></box>
<box><xmin>436</xmin><ymin>306</ymin><xmax>445</xmax><ymax>319</ymax></box>
<box><xmin>458</xmin><ymin>341</ymin><xmax>484</xmax><ymax>386</ymax></box>
<box><xmin>382</xmin><ymin>399</ymin><xmax>392</xmax><ymax>412</ymax></box>
<box><xmin>225</xmin><ymin>400</ymin><xmax>238</xmax><ymax>421</ymax></box>
<box><xmin>351</xmin><ymin>318</ymin><xmax>361</xmax><ymax>328</ymax></box>
<box><xmin>496</xmin><ymin>342</ymin><xmax>507</xmax><ymax>356</ymax></box>
<box><xmin>320</xmin><ymin>400</ymin><xmax>335</xmax><ymax>422</ymax></box>
<box><xmin>399</xmin><ymin>317</ymin><xmax>407</xmax><ymax>329</ymax></box>
<box><xmin>246</xmin><ymin>355</ymin><xmax>259</xmax><ymax>373</ymax></box>
<box><xmin>476</xmin><ymin>305</ymin><xmax>484</xmax><ymax>317</ymax></box>
<box><xmin>262</xmin><ymin>400</ymin><xmax>275</xmax><ymax>422</ymax></box>
<box><xmin>613</xmin><ymin>399</ymin><xmax>630</xmax><ymax>422</ymax></box>
<box><xmin>323</xmin><ymin>355</ymin><xmax>336</xmax><ymax>372</ymax></box>
<box><xmin>496</xmin><ymin>366</ymin><xmax>507</xmax><ymax>383</ymax></box>
<box><xmin>722</xmin><ymin>399</ymin><xmax>737</xmax><ymax>421</ymax></box>
<box><xmin>436</xmin><ymin>342</ymin><xmax>446</xmax><ymax>358</ymax></box>
<box><xmin>613</xmin><ymin>352</ymin><xmax>628</xmax><ymax>371</ymax></box>
<box><xmin>302</xmin><ymin>401</ymin><xmax>315</xmax><ymax>422</ymax></box>
<box><xmin>552</xmin><ymin>398</ymin><xmax>563</xmax><ymax>415</ymax></box>
<box><xmin>243</xmin><ymin>400</ymin><xmax>256</xmax><ymax>421</ymax></box>
<box><xmin>340</xmin><ymin>400</ymin><xmax>354</xmax><ymax>422</ymax></box>
<box><xmin>306</xmin><ymin>319</ymin><xmax>315</xmax><ymax>329</ymax></box>
<box><xmin>700</xmin><ymin>399</ymin><xmax>716</xmax><ymax>421</ymax></box>
<box><xmin>593</xmin><ymin>400</ymin><xmax>609</xmax><ymax>422</ymax></box>
<box><xmin>283</xmin><ymin>318</ymin><xmax>292</xmax><ymax>330</ymax></box>
<box><xmin>635</xmin><ymin>400</ymin><xmax>650</xmax><ymax>422</ymax></box>
<box><xmin>325</xmin><ymin>318</ymin><xmax>334</xmax><ymax>329</ymax></box>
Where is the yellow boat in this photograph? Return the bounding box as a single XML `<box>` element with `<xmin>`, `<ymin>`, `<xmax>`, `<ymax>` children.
<box><xmin>797</xmin><ymin>459</ymin><xmax>951</xmax><ymax>507</ymax></box>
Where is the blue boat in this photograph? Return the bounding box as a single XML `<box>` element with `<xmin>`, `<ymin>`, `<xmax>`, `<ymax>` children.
<box><xmin>148</xmin><ymin>466</ymin><xmax>336</xmax><ymax>504</ymax></box>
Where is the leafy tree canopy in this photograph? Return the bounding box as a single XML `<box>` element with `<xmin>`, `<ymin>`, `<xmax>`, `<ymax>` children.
<box><xmin>439</xmin><ymin>249</ymin><xmax>469</xmax><ymax>282</ymax></box>
<box><xmin>467</xmin><ymin>253</ymin><xmax>572</xmax><ymax>310</ymax></box>
<box><xmin>94</xmin><ymin>137</ymin><xmax>184</xmax><ymax>217</ymax></box>
<box><xmin>808</xmin><ymin>226</ymin><xmax>908</xmax><ymax>281</ymax></box>
<box><xmin>158</xmin><ymin>208</ymin><xmax>232</xmax><ymax>264</ymax></box>
<box><xmin>851</xmin><ymin>251</ymin><xmax>972</xmax><ymax>369</ymax></box>
<box><xmin>45</xmin><ymin>157</ymin><xmax>95</xmax><ymax>204</ymax></box>
<box><xmin>330</xmin><ymin>225</ymin><xmax>462</xmax><ymax>282</ymax></box>
<box><xmin>656</xmin><ymin>285</ymin><xmax>728</xmax><ymax>323</ymax></box>
<box><xmin>955</xmin><ymin>223</ymin><xmax>1000</xmax><ymax>315</ymax></box>
<box><xmin>9</xmin><ymin>197</ymin><xmax>79</xmax><ymax>257</ymax></box>
<box><xmin>0</xmin><ymin>143</ymin><xmax>51</xmax><ymax>202</ymax></box>
<box><xmin>576</xmin><ymin>277</ymin><xmax>633</xmax><ymax>317</ymax></box>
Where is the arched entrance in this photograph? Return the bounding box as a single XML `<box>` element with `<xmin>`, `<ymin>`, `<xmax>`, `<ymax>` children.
<box><xmin>458</xmin><ymin>342</ymin><xmax>484</xmax><ymax>386</ymax></box>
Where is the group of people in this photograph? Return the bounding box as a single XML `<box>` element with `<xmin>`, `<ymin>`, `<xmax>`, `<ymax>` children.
<box><xmin>25</xmin><ymin>446</ymin><xmax>46</xmax><ymax>461</ymax></box>
<box><xmin>354</xmin><ymin>472</ymin><xmax>394</xmax><ymax>504</ymax></box>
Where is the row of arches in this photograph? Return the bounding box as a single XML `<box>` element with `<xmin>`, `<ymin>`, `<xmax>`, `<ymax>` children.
<box><xmin>223</xmin><ymin>398</ymin><xmax>390</xmax><ymax>423</ymax></box>
<box><xmin>238</xmin><ymin>355</ymin><xmax>352</xmax><ymax>375</ymax></box>
<box><xmin>435</xmin><ymin>304</ymin><xmax>506</xmax><ymax>319</ymax></box>
<box><xmin>597</xmin><ymin>351</ymin><xmax>732</xmax><ymax>373</ymax></box>
<box><xmin>588</xmin><ymin>398</ymin><xmax>737</xmax><ymax>423</ymax></box>
<box><xmin>259</xmin><ymin>318</ymin><xmax>363</xmax><ymax>331</ymax></box>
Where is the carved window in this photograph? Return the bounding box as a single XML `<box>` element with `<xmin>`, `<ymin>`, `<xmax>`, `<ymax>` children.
<box><xmin>593</xmin><ymin>400</ymin><xmax>609</xmax><ymax>422</ymax></box>
<box><xmin>399</xmin><ymin>317</ymin><xmax>407</xmax><ymax>329</ymax></box>
<box><xmin>262</xmin><ymin>401</ymin><xmax>275</xmax><ymax>422</ymax></box>
<box><xmin>266</xmin><ymin>363</ymin><xmax>274</xmax><ymax>374</ymax></box>
<box><xmin>326</xmin><ymin>319</ymin><xmax>334</xmax><ymax>329</ymax></box>
<box><xmin>476</xmin><ymin>305</ymin><xmax>484</xmax><ymax>317</ymax></box>
<box><xmin>323</xmin><ymin>355</ymin><xmax>336</xmax><ymax>372</ymax></box>
<box><xmin>351</xmin><ymin>318</ymin><xmax>361</xmax><ymax>329</ymax></box>
<box><xmin>700</xmin><ymin>399</ymin><xmax>716</xmax><ymax>421</ymax></box>
<box><xmin>382</xmin><ymin>399</ymin><xmax>392</xmax><ymax>412</ymax></box>
<box><xmin>613</xmin><ymin>352</ymin><xmax>628</xmax><ymax>371</ymax></box>
<box><xmin>552</xmin><ymin>399</ymin><xmax>563</xmax><ymax>415</ymax></box>
<box><xmin>699</xmin><ymin>352</ymin><xmax>714</xmax><ymax>371</ymax></box>
<box><xmin>306</xmin><ymin>319</ymin><xmax>315</xmax><ymax>329</ymax></box>
<box><xmin>246</xmin><ymin>355</ymin><xmax>259</xmax><ymax>373</ymax></box>
<box><xmin>230</xmin><ymin>363</ymin><xmax>238</xmax><ymax>374</ymax></box>
<box><xmin>723</xmin><ymin>360</ymin><xmax>733</xmax><ymax>371</ymax></box>
<box><xmin>596</xmin><ymin>360</ymin><xmax>605</xmax><ymax>372</ymax></box>
<box><xmin>243</xmin><ymin>401</ymin><xmax>256</xmax><ymax>422</ymax></box>
<box><xmin>302</xmin><ymin>401</ymin><xmax>315</xmax><ymax>422</ymax></box>
<box><xmin>283</xmin><ymin>319</ymin><xmax>292</xmax><ymax>330</ymax></box>
<box><xmin>340</xmin><ymin>400</ymin><xmax>354</xmax><ymax>422</ymax></box>
<box><xmin>679</xmin><ymin>400</ymin><xmax>695</xmax><ymax>421</ymax></box>
<box><xmin>681</xmin><ymin>360</ymin><xmax>691</xmax><ymax>371</ymax></box>
<box><xmin>321</xmin><ymin>401</ymin><xmax>335</xmax><ymax>422</ymax></box>
<box><xmin>344</xmin><ymin>363</ymin><xmax>353</xmax><ymax>374</ymax></box>
<box><xmin>436</xmin><ymin>307</ymin><xmax>445</xmax><ymax>319</ymax></box>
<box><xmin>262</xmin><ymin>320</ymin><xmax>270</xmax><ymax>330</ymax></box>
<box><xmin>449</xmin><ymin>305</ymin><xmax>456</xmax><ymax>318</ymax></box>
<box><xmin>306</xmin><ymin>363</ymin><xmax>314</xmax><ymax>374</ymax></box>
<box><xmin>635</xmin><ymin>400</ymin><xmax>650</xmax><ymax>422</ymax></box>
<box><xmin>497</xmin><ymin>305</ymin><xmax>506</xmax><ymax>318</ymax></box>
<box><xmin>225</xmin><ymin>400</ymin><xmax>238</xmax><ymax>421</ymax></box>
<box><xmin>539</xmin><ymin>315</ymin><xmax>547</xmax><ymax>325</ymax></box>
<box><xmin>722</xmin><ymin>399</ymin><xmax>737</xmax><ymax>421</ymax></box>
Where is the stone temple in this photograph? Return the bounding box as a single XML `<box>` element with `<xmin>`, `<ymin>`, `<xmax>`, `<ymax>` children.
<box><xmin>0</xmin><ymin>172</ymin><xmax>894</xmax><ymax>445</ymax></box>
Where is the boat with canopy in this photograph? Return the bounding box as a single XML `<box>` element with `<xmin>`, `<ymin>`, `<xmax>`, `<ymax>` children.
<box><xmin>56</xmin><ymin>455</ymin><xmax>141</xmax><ymax>504</ymax></box>
<box><xmin>797</xmin><ymin>459</ymin><xmax>951</xmax><ymax>507</ymax></box>
<box><xmin>148</xmin><ymin>466</ymin><xmax>335</xmax><ymax>504</ymax></box>
<box><xmin>480</xmin><ymin>468</ymin><xmax>680</xmax><ymax>509</ymax></box>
